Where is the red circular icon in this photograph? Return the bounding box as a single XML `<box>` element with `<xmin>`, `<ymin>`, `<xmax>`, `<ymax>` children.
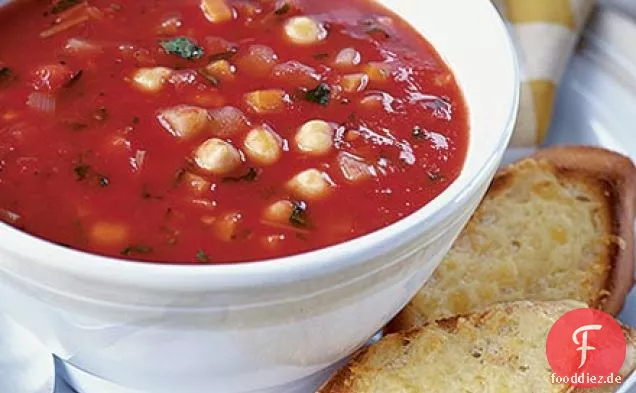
<box><xmin>546</xmin><ymin>308</ymin><xmax>626</xmax><ymax>388</ymax></box>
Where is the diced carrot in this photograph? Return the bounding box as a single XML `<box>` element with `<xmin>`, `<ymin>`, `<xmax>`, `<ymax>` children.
<box><xmin>90</xmin><ymin>222</ymin><xmax>129</xmax><ymax>246</ymax></box>
<box><xmin>214</xmin><ymin>212</ymin><xmax>242</xmax><ymax>242</ymax></box>
<box><xmin>200</xmin><ymin>60</ymin><xmax>236</xmax><ymax>83</ymax></box>
<box><xmin>339</xmin><ymin>73</ymin><xmax>369</xmax><ymax>93</ymax></box>
<box><xmin>363</xmin><ymin>62</ymin><xmax>391</xmax><ymax>82</ymax></box>
<box><xmin>244</xmin><ymin>89</ymin><xmax>288</xmax><ymax>114</ymax></box>
<box><xmin>156</xmin><ymin>16</ymin><xmax>183</xmax><ymax>35</ymax></box>
<box><xmin>157</xmin><ymin>105</ymin><xmax>210</xmax><ymax>139</ymax></box>
<box><xmin>200</xmin><ymin>0</ymin><xmax>235</xmax><ymax>23</ymax></box>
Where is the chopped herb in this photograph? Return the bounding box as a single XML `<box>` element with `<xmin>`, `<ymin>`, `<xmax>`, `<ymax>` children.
<box><xmin>197</xmin><ymin>68</ymin><xmax>220</xmax><ymax>86</ymax></box>
<box><xmin>51</xmin><ymin>0</ymin><xmax>80</xmax><ymax>14</ymax></box>
<box><xmin>208</xmin><ymin>48</ymin><xmax>238</xmax><ymax>62</ymax></box>
<box><xmin>65</xmin><ymin>121</ymin><xmax>89</xmax><ymax>131</ymax></box>
<box><xmin>73</xmin><ymin>162</ymin><xmax>110</xmax><ymax>186</ymax></box>
<box><xmin>289</xmin><ymin>201</ymin><xmax>308</xmax><ymax>228</ymax></box>
<box><xmin>426</xmin><ymin>169</ymin><xmax>443</xmax><ymax>182</ymax></box>
<box><xmin>64</xmin><ymin>70</ymin><xmax>83</xmax><ymax>88</ymax></box>
<box><xmin>412</xmin><ymin>126</ymin><xmax>426</xmax><ymax>139</ymax></box>
<box><xmin>313</xmin><ymin>53</ymin><xmax>329</xmax><ymax>60</ymax></box>
<box><xmin>0</xmin><ymin>67</ymin><xmax>15</xmax><ymax>87</ymax></box>
<box><xmin>173</xmin><ymin>168</ymin><xmax>187</xmax><ymax>186</ymax></box>
<box><xmin>121</xmin><ymin>244</ymin><xmax>153</xmax><ymax>256</ymax></box>
<box><xmin>160</xmin><ymin>37</ymin><xmax>204</xmax><ymax>60</ymax></box>
<box><xmin>196</xmin><ymin>249</ymin><xmax>210</xmax><ymax>263</ymax></box>
<box><xmin>223</xmin><ymin>167</ymin><xmax>258</xmax><ymax>183</ymax></box>
<box><xmin>274</xmin><ymin>2</ymin><xmax>291</xmax><ymax>15</ymax></box>
<box><xmin>98</xmin><ymin>176</ymin><xmax>110</xmax><ymax>187</ymax></box>
<box><xmin>304</xmin><ymin>83</ymin><xmax>331</xmax><ymax>106</ymax></box>
<box><xmin>73</xmin><ymin>164</ymin><xmax>91</xmax><ymax>180</ymax></box>
<box><xmin>93</xmin><ymin>107</ymin><xmax>108</xmax><ymax>121</ymax></box>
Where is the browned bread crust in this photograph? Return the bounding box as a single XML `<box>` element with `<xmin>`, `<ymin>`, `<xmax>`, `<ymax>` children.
<box><xmin>389</xmin><ymin>146</ymin><xmax>636</xmax><ymax>333</ymax></box>
<box><xmin>533</xmin><ymin>146</ymin><xmax>636</xmax><ymax>315</ymax></box>
<box><xmin>318</xmin><ymin>301</ymin><xmax>636</xmax><ymax>393</ymax></box>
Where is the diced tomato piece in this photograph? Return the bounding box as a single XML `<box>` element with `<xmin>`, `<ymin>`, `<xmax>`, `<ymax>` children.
<box><xmin>31</xmin><ymin>64</ymin><xmax>75</xmax><ymax>92</ymax></box>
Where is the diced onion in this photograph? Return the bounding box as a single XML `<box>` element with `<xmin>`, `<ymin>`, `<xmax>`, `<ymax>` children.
<box><xmin>64</xmin><ymin>38</ymin><xmax>102</xmax><ymax>54</ymax></box>
<box><xmin>130</xmin><ymin>150</ymin><xmax>146</xmax><ymax>172</ymax></box>
<box><xmin>236</xmin><ymin>45</ymin><xmax>278</xmax><ymax>77</ymax></box>
<box><xmin>157</xmin><ymin>105</ymin><xmax>209</xmax><ymax>139</ymax></box>
<box><xmin>337</xmin><ymin>152</ymin><xmax>376</xmax><ymax>183</ymax></box>
<box><xmin>334</xmin><ymin>48</ymin><xmax>361</xmax><ymax>67</ymax></box>
<box><xmin>131</xmin><ymin>67</ymin><xmax>173</xmax><ymax>93</ymax></box>
<box><xmin>26</xmin><ymin>92</ymin><xmax>56</xmax><ymax>114</ymax></box>
<box><xmin>209</xmin><ymin>106</ymin><xmax>250</xmax><ymax>137</ymax></box>
<box><xmin>272</xmin><ymin>61</ymin><xmax>320</xmax><ymax>87</ymax></box>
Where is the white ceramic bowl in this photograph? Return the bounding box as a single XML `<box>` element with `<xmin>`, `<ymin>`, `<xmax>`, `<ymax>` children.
<box><xmin>0</xmin><ymin>0</ymin><xmax>519</xmax><ymax>392</ymax></box>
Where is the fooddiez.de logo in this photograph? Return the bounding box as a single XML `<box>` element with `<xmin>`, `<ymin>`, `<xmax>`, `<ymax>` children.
<box><xmin>546</xmin><ymin>308</ymin><xmax>626</xmax><ymax>388</ymax></box>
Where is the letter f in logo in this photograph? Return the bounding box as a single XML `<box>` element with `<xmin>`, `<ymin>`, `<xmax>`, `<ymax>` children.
<box><xmin>572</xmin><ymin>325</ymin><xmax>603</xmax><ymax>369</ymax></box>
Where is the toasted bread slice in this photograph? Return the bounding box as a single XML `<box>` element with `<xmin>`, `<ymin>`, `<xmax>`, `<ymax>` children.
<box><xmin>389</xmin><ymin>146</ymin><xmax>636</xmax><ymax>332</ymax></box>
<box><xmin>318</xmin><ymin>301</ymin><xmax>636</xmax><ymax>393</ymax></box>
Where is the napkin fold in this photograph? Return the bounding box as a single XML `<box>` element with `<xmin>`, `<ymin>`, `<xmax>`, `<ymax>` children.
<box><xmin>492</xmin><ymin>0</ymin><xmax>596</xmax><ymax>147</ymax></box>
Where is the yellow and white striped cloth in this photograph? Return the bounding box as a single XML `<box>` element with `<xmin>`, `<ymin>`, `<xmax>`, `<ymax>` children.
<box><xmin>493</xmin><ymin>0</ymin><xmax>596</xmax><ymax>147</ymax></box>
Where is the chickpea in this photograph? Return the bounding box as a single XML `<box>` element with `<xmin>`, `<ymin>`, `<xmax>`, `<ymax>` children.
<box><xmin>287</xmin><ymin>169</ymin><xmax>334</xmax><ymax>200</ymax></box>
<box><xmin>284</xmin><ymin>16</ymin><xmax>327</xmax><ymax>45</ymax></box>
<box><xmin>263</xmin><ymin>200</ymin><xmax>294</xmax><ymax>224</ymax></box>
<box><xmin>295</xmin><ymin>120</ymin><xmax>334</xmax><ymax>156</ymax></box>
<box><xmin>194</xmin><ymin>138</ymin><xmax>242</xmax><ymax>176</ymax></box>
<box><xmin>243</xmin><ymin>126</ymin><xmax>283</xmax><ymax>166</ymax></box>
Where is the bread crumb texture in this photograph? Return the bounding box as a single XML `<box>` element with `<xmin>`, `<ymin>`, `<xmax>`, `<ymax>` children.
<box><xmin>410</xmin><ymin>159</ymin><xmax>613</xmax><ymax>321</ymax></box>
<box><xmin>324</xmin><ymin>301</ymin><xmax>583</xmax><ymax>393</ymax></box>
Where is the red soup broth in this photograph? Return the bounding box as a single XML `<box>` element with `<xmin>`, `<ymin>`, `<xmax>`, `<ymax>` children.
<box><xmin>0</xmin><ymin>0</ymin><xmax>468</xmax><ymax>264</ymax></box>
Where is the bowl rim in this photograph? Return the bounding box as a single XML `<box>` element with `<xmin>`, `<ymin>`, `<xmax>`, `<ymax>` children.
<box><xmin>0</xmin><ymin>0</ymin><xmax>520</xmax><ymax>291</ymax></box>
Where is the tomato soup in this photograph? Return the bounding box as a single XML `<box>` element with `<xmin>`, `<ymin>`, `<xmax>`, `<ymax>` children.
<box><xmin>0</xmin><ymin>0</ymin><xmax>468</xmax><ymax>264</ymax></box>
